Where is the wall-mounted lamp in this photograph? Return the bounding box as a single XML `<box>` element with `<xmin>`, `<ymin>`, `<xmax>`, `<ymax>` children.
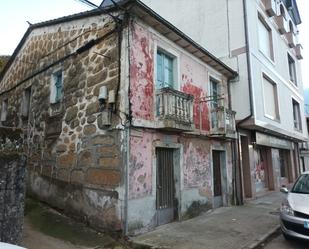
<box><xmin>98</xmin><ymin>86</ymin><xmax>107</xmax><ymax>111</ymax></box>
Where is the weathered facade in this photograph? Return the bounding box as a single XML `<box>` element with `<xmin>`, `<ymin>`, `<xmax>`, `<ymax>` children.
<box><xmin>0</xmin><ymin>1</ymin><xmax>237</xmax><ymax>234</ymax></box>
<box><xmin>142</xmin><ymin>0</ymin><xmax>308</xmax><ymax>200</ymax></box>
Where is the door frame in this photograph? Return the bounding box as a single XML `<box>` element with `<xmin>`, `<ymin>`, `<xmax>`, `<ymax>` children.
<box><xmin>211</xmin><ymin>146</ymin><xmax>228</xmax><ymax>207</ymax></box>
<box><xmin>153</xmin><ymin>142</ymin><xmax>182</xmax><ymax>223</ymax></box>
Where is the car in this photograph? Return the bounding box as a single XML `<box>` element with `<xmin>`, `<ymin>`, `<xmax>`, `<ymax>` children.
<box><xmin>280</xmin><ymin>171</ymin><xmax>309</xmax><ymax>240</ymax></box>
<box><xmin>0</xmin><ymin>242</ymin><xmax>26</xmax><ymax>249</ymax></box>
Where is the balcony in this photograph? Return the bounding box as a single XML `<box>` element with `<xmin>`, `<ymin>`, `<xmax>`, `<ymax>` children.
<box><xmin>285</xmin><ymin>32</ymin><xmax>297</xmax><ymax>48</ymax></box>
<box><xmin>156</xmin><ymin>87</ymin><xmax>194</xmax><ymax>131</ymax></box>
<box><xmin>275</xmin><ymin>15</ymin><xmax>289</xmax><ymax>34</ymax></box>
<box><xmin>263</xmin><ymin>0</ymin><xmax>277</xmax><ymax>17</ymax></box>
<box><xmin>295</xmin><ymin>44</ymin><xmax>303</xmax><ymax>60</ymax></box>
<box><xmin>209</xmin><ymin>106</ymin><xmax>236</xmax><ymax>138</ymax></box>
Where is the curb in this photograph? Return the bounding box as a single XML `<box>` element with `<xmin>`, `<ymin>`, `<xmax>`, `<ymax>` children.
<box><xmin>244</xmin><ymin>225</ymin><xmax>281</xmax><ymax>249</ymax></box>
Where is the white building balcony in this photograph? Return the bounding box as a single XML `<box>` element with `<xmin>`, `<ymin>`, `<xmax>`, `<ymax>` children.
<box><xmin>263</xmin><ymin>0</ymin><xmax>277</xmax><ymax>17</ymax></box>
<box><xmin>275</xmin><ymin>15</ymin><xmax>289</xmax><ymax>34</ymax></box>
<box><xmin>156</xmin><ymin>87</ymin><xmax>194</xmax><ymax>131</ymax></box>
<box><xmin>285</xmin><ymin>32</ymin><xmax>297</xmax><ymax>48</ymax></box>
<box><xmin>209</xmin><ymin>106</ymin><xmax>236</xmax><ymax>138</ymax></box>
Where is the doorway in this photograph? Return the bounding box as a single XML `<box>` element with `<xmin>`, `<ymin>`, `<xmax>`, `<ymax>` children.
<box><xmin>240</xmin><ymin>136</ymin><xmax>252</xmax><ymax>198</ymax></box>
<box><xmin>212</xmin><ymin>150</ymin><xmax>226</xmax><ymax>208</ymax></box>
<box><xmin>156</xmin><ymin>148</ymin><xmax>177</xmax><ymax>226</ymax></box>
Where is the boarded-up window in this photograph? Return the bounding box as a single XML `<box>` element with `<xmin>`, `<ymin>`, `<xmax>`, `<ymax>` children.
<box><xmin>263</xmin><ymin>75</ymin><xmax>279</xmax><ymax>119</ymax></box>
<box><xmin>258</xmin><ymin>15</ymin><xmax>274</xmax><ymax>60</ymax></box>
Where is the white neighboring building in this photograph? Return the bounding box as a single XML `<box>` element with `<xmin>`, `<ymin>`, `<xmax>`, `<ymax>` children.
<box><xmin>141</xmin><ymin>0</ymin><xmax>307</xmax><ymax>199</ymax></box>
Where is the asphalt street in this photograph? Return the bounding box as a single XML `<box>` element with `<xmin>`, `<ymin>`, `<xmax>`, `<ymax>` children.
<box><xmin>259</xmin><ymin>234</ymin><xmax>309</xmax><ymax>249</ymax></box>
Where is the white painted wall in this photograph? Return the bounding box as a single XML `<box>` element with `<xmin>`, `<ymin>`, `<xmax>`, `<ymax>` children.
<box><xmin>247</xmin><ymin>0</ymin><xmax>307</xmax><ymax>139</ymax></box>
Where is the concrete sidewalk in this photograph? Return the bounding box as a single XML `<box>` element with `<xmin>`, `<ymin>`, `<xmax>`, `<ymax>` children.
<box><xmin>131</xmin><ymin>192</ymin><xmax>284</xmax><ymax>249</ymax></box>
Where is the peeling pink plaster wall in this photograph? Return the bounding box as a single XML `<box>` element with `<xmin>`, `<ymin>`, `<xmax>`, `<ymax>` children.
<box><xmin>129</xmin><ymin>132</ymin><xmax>153</xmax><ymax>199</ymax></box>
<box><xmin>180</xmin><ymin>56</ymin><xmax>210</xmax><ymax>131</ymax></box>
<box><xmin>129</xmin><ymin>130</ymin><xmax>233</xmax><ymax>201</ymax></box>
<box><xmin>181</xmin><ymin>138</ymin><xmax>212</xmax><ymax>192</ymax></box>
<box><xmin>130</xmin><ymin>23</ymin><xmax>154</xmax><ymax>121</ymax></box>
<box><xmin>129</xmin><ymin>130</ymin><xmax>179</xmax><ymax>200</ymax></box>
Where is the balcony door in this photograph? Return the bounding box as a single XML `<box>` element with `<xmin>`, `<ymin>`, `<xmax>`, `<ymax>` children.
<box><xmin>156</xmin><ymin>50</ymin><xmax>174</xmax><ymax>89</ymax></box>
<box><xmin>210</xmin><ymin>78</ymin><xmax>219</xmax><ymax>129</ymax></box>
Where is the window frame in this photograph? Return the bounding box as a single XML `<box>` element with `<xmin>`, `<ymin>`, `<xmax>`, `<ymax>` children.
<box><xmin>155</xmin><ymin>42</ymin><xmax>179</xmax><ymax>91</ymax></box>
<box><xmin>292</xmin><ymin>98</ymin><xmax>302</xmax><ymax>131</ymax></box>
<box><xmin>1</xmin><ymin>98</ymin><xmax>8</xmax><ymax>122</ymax></box>
<box><xmin>262</xmin><ymin>74</ymin><xmax>280</xmax><ymax>121</ymax></box>
<box><xmin>50</xmin><ymin>69</ymin><xmax>63</xmax><ymax>104</ymax></box>
<box><xmin>287</xmin><ymin>53</ymin><xmax>297</xmax><ymax>86</ymax></box>
<box><xmin>209</xmin><ymin>77</ymin><xmax>221</xmax><ymax>109</ymax></box>
<box><xmin>257</xmin><ymin>13</ymin><xmax>274</xmax><ymax>61</ymax></box>
<box><xmin>21</xmin><ymin>86</ymin><xmax>32</xmax><ymax>118</ymax></box>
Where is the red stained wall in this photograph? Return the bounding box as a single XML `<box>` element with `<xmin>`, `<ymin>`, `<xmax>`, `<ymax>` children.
<box><xmin>181</xmin><ymin>74</ymin><xmax>210</xmax><ymax>131</ymax></box>
<box><xmin>129</xmin><ymin>23</ymin><xmax>154</xmax><ymax>121</ymax></box>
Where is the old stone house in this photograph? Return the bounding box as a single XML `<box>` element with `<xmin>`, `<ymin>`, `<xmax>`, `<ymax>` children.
<box><xmin>0</xmin><ymin>0</ymin><xmax>237</xmax><ymax>234</ymax></box>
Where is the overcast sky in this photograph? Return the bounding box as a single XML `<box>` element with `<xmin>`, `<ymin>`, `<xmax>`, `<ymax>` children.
<box><xmin>0</xmin><ymin>0</ymin><xmax>308</xmax><ymax>87</ymax></box>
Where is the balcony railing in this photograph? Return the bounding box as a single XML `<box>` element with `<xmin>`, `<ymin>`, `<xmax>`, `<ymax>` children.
<box><xmin>209</xmin><ymin>106</ymin><xmax>236</xmax><ymax>138</ymax></box>
<box><xmin>156</xmin><ymin>87</ymin><xmax>194</xmax><ymax>131</ymax></box>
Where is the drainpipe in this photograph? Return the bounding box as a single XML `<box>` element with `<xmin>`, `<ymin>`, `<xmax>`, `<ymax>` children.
<box><xmin>123</xmin><ymin>13</ymin><xmax>132</xmax><ymax>236</ymax></box>
<box><xmin>233</xmin><ymin>0</ymin><xmax>255</xmax><ymax>205</ymax></box>
<box><xmin>238</xmin><ymin>0</ymin><xmax>254</xmax><ymax>127</ymax></box>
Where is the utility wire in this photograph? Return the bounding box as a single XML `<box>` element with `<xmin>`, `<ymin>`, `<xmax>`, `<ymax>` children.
<box><xmin>74</xmin><ymin>0</ymin><xmax>99</xmax><ymax>8</ymax></box>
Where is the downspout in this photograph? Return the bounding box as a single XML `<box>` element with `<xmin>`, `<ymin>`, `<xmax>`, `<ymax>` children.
<box><xmin>238</xmin><ymin>0</ymin><xmax>254</xmax><ymax>127</ymax></box>
<box><xmin>123</xmin><ymin>13</ymin><xmax>132</xmax><ymax>236</ymax></box>
<box><xmin>233</xmin><ymin>0</ymin><xmax>254</xmax><ymax>205</ymax></box>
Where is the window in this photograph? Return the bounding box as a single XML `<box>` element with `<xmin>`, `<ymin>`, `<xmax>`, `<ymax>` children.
<box><xmin>292</xmin><ymin>99</ymin><xmax>302</xmax><ymax>131</ymax></box>
<box><xmin>1</xmin><ymin>99</ymin><xmax>8</xmax><ymax>122</ymax></box>
<box><xmin>50</xmin><ymin>70</ymin><xmax>63</xmax><ymax>103</ymax></box>
<box><xmin>280</xmin><ymin>4</ymin><xmax>286</xmax><ymax>20</ymax></box>
<box><xmin>288</xmin><ymin>54</ymin><xmax>297</xmax><ymax>85</ymax></box>
<box><xmin>210</xmin><ymin>78</ymin><xmax>221</xmax><ymax>129</ymax></box>
<box><xmin>210</xmin><ymin>78</ymin><xmax>219</xmax><ymax>109</ymax></box>
<box><xmin>263</xmin><ymin>75</ymin><xmax>279</xmax><ymax>120</ymax></box>
<box><xmin>258</xmin><ymin>15</ymin><xmax>274</xmax><ymax>60</ymax></box>
<box><xmin>156</xmin><ymin>50</ymin><xmax>174</xmax><ymax>89</ymax></box>
<box><xmin>21</xmin><ymin>87</ymin><xmax>31</xmax><ymax>118</ymax></box>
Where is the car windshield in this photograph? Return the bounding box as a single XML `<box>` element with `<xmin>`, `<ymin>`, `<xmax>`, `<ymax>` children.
<box><xmin>292</xmin><ymin>174</ymin><xmax>309</xmax><ymax>194</ymax></box>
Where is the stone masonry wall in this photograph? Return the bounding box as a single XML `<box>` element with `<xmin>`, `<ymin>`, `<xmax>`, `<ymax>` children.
<box><xmin>0</xmin><ymin>14</ymin><xmax>125</xmax><ymax>231</ymax></box>
<box><xmin>0</xmin><ymin>155</ymin><xmax>26</xmax><ymax>245</ymax></box>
